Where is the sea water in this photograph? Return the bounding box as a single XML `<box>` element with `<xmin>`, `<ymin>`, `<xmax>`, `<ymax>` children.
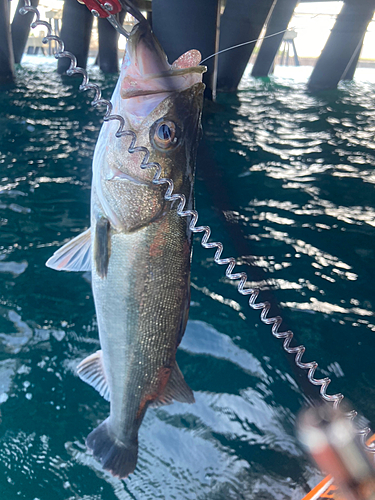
<box><xmin>0</xmin><ymin>56</ymin><xmax>374</xmax><ymax>499</ymax></box>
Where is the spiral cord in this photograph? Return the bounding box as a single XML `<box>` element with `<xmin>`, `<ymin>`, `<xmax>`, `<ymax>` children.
<box><xmin>21</xmin><ymin>0</ymin><xmax>375</xmax><ymax>452</ymax></box>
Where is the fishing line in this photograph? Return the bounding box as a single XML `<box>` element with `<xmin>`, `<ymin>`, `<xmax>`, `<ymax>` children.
<box><xmin>20</xmin><ymin>0</ymin><xmax>375</xmax><ymax>454</ymax></box>
<box><xmin>200</xmin><ymin>27</ymin><xmax>296</xmax><ymax>65</ymax></box>
<box><xmin>199</xmin><ymin>10</ymin><xmax>337</xmax><ymax>65</ymax></box>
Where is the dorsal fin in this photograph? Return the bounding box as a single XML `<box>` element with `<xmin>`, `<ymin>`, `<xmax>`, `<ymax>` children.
<box><xmin>76</xmin><ymin>350</ymin><xmax>110</xmax><ymax>402</ymax></box>
<box><xmin>46</xmin><ymin>228</ymin><xmax>91</xmax><ymax>272</ymax></box>
<box><xmin>150</xmin><ymin>362</ymin><xmax>194</xmax><ymax>408</ymax></box>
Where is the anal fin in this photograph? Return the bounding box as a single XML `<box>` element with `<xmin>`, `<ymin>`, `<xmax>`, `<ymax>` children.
<box><xmin>151</xmin><ymin>362</ymin><xmax>194</xmax><ymax>408</ymax></box>
<box><xmin>77</xmin><ymin>350</ymin><xmax>110</xmax><ymax>402</ymax></box>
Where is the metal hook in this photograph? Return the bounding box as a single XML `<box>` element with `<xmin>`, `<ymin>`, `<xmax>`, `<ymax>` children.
<box><xmin>76</xmin><ymin>0</ymin><xmax>131</xmax><ymax>39</ymax></box>
<box><xmin>105</xmin><ymin>12</ymin><xmax>131</xmax><ymax>39</ymax></box>
<box><xmin>118</xmin><ymin>0</ymin><xmax>148</xmax><ymax>24</ymax></box>
<box><xmin>86</xmin><ymin>0</ymin><xmax>149</xmax><ymax>39</ymax></box>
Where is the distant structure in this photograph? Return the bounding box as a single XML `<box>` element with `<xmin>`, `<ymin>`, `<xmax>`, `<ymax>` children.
<box><xmin>252</xmin><ymin>0</ymin><xmax>299</xmax><ymax>77</ymax></box>
<box><xmin>278</xmin><ymin>31</ymin><xmax>300</xmax><ymax>67</ymax></box>
<box><xmin>1</xmin><ymin>0</ymin><xmax>375</xmax><ymax>93</ymax></box>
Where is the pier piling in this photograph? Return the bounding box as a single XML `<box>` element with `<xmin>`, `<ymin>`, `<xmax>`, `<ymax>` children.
<box><xmin>217</xmin><ymin>0</ymin><xmax>274</xmax><ymax>92</ymax></box>
<box><xmin>341</xmin><ymin>35</ymin><xmax>365</xmax><ymax>81</ymax></box>
<box><xmin>251</xmin><ymin>0</ymin><xmax>298</xmax><ymax>78</ymax></box>
<box><xmin>0</xmin><ymin>0</ymin><xmax>15</xmax><ymax>85</ymax></box>
<box><xmin>152</xmin><ymin>0</ymin><xmax>220</xmax><ymax>99</ymax></box>
<box><xmin>98</xmin><ymin>11</ymin><xmax>125</xmax><ymax>74</ymax></box>
<box><xmin>11</xmin><ymin>0</ymin><xmax>39</xmax><ymax>64</ymax></box>
<box><xmin>308</xmin><ymin>0</ymin><xmax>375</xmax><ymax>91</ymax></box>
<box><xmin>57</xmin><ymin>0</ymin><xmax>93</xmax><ymax>75</ymax></box>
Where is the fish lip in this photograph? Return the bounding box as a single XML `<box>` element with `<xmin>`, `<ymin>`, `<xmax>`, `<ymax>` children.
<box><xmin>121</xmin><ymin>88</ymin><xmax>170</xmax><ymax>99</ymax></box>
<box><xmin>122</xmin><ymin>79</ymin><xmax>206</xmax><ymax>100</ymax></box>
<box><xmin>106</xmin><ymin>168</ymin><xmax>152</xmax><ymax>187</ymax></box>
<box><xmin>145</xmin><ymin>66</ymin><xmax>207</xmax><ymax>80</ymax></box>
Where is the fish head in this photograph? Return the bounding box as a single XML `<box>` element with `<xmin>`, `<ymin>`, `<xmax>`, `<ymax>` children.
<box><xmin>95</xmin><ymin>21</ymin><xmax>206</xmax><ymax>231</ymax></box>
<box><xmin>118</xmin><ymin>20</ymin><xmax>206</xmax><ymax>125</ymax></box>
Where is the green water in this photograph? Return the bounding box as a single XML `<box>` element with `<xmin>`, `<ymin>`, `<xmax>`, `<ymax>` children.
<box><xmin>0</xmin><ymin>57</ymin><xmax>374</xmax><ymax>499</ymax></box>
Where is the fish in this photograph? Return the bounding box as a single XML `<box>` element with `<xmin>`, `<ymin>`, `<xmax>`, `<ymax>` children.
<box><xmin>45</xmin><ymin>14</ymin><xmax>205</xmax><ymax>479</ymax></box>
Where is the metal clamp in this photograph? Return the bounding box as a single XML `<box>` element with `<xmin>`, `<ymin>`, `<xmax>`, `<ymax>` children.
<box><xmin>77</xmin><ymin>0</ymin><xmax>131</xmax><ymax>38</ymax></box>
<box><xmin>77</xmin><ymin>0</ymin><xmax>121</xmax><ymax>18</ymax></box>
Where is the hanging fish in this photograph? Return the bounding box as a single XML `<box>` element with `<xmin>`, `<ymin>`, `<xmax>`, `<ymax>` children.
<box><xmin>46</xmin><ymin>14</ymin><xmax>205</xmax><ymax>478</ymax></box>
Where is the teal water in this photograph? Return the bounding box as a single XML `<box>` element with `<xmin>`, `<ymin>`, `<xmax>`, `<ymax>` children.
<box><xmin>0</xmin><ymin>57</ymin><xmax>374</xmax><ymax>499</ymax></box>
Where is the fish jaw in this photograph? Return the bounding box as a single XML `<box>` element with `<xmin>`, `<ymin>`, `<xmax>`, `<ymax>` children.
<box><xmin>117</xmin><ymin>21</ymin><xmax>206</xmax><ymax>126</ymax></box>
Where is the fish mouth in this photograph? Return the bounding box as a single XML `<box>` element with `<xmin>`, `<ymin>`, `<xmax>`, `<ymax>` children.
<box><xmin>120</xmin><ymin>22</ymin><xmax>206</xmax><ymax>101</ymax></box>
<box><xmin>106</xmin><ymin>166</ymin><xmax>151</xmax><ymax>186</ymax></box>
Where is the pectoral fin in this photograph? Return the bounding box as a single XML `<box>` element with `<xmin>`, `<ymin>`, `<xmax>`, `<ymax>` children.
<box><xmin>76</xmin><ymin>350</ymin><xmax>110</xmax><ymax>402</ymax></box>
<box><xmin>46</xmin><ymin>228</ymin><xmax>91</xmax><ymax>272</ymax></box>
<box><xmin>151</xmin><ymin>362</ymin><xmax>194</xmax><ymax>407</ymax></box>
<box><xmin>94</xmin><ymin>216</ymin><xmax>111</xmax><ymax>279</ymax></box>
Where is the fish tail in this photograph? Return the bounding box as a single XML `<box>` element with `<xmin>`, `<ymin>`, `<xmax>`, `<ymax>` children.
<box><xmin>86</xmin><ymin>418</ymin><xmax>138</xmax><ymax>479</ymax></box>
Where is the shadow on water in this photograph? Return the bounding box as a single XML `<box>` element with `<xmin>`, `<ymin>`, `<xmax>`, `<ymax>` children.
<box><xmin>199</xmin><ymin>98</ymin><xmax>327</xmax><ymax>404</ymax></box>
<box><xmin>0</xmin><ymin>59</ymin><xmax>374</xmax><ymax>498</ymax></box>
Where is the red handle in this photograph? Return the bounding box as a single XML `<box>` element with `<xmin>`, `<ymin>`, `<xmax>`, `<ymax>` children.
<box><xmin>78</xmin><ymin>0</ymin><xmax>122</xmax><ymax>18</ymax></box>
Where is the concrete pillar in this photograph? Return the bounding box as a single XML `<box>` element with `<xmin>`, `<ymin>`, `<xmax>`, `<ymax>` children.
<box><xmin>308</xmin><ymin>0</ymin><xmax>375</xmax><ymax>91</ymax></box>
<box><xmin>152</xmin><ymin>0</ymin><xmax>220</xmax><ymax>100</ymax></box>
<box><xmin>11</xmin><ymin>0</ymin><xmax>39</xmax><ymax>64</ymax></box>
<box><xmin>251</xmin><ymin>0</ymin><xmax>298</xmax><ymax>77</ymax></box>
<box><xmin>57</xmin><ymin>0</ymin><xmax>93</xmax><ymax>75</ymax></box>
<box><xmin>341</xmin><ymin>36</ymin><xmax>364</xmax><ymax>81</ymax></box>
<box><xmin>97</xmin><ymin>11</ymin><xmax>125</xmax><ymax>74</ymax></box>
<box><xmin>217</xmin><ymin>0</ymin><xmax>274</xmax><ymax>92</ymax></box>
<box><xmin>0</xmin><ymin>0</ymin><xmax>15</xmax><ymax>85</ymax></box>
<box><xmin>146</xmin><ymin>10</ymin><xmax>152</xmax><ymax>28</ymax></box>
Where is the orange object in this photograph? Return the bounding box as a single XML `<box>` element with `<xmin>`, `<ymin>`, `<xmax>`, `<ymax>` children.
<box><xmin>301</xmin><ymin>435</ymin><xmax>375</xmax><ymax>500</ymax></box>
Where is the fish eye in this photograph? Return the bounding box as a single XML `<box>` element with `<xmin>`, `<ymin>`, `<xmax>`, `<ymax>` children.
<box><xmin>157</xmin><ymin>123</ymin><xmax>172</xmax><ymax>140</ymax></box>
<box><xmin>153</xmin><ymin>120</ymin><xmax>178</xmax><ymax>149</ymax></box>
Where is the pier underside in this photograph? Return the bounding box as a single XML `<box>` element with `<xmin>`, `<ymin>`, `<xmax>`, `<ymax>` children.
<box><xmin>57</xmin><ymin>0</ymin><xmax>93</xmax><ymax>74</ymax></box>
<box><xmin>1</xmin><ymin>0</ymin><xmax>375</xmax><ymax>93</ymax></box>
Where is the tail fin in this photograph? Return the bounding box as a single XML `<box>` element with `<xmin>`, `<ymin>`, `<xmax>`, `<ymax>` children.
<box><xmin>86</xmin><ymin>418</ymin><xmax>138</xmax><ymax>479</ymax></box>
